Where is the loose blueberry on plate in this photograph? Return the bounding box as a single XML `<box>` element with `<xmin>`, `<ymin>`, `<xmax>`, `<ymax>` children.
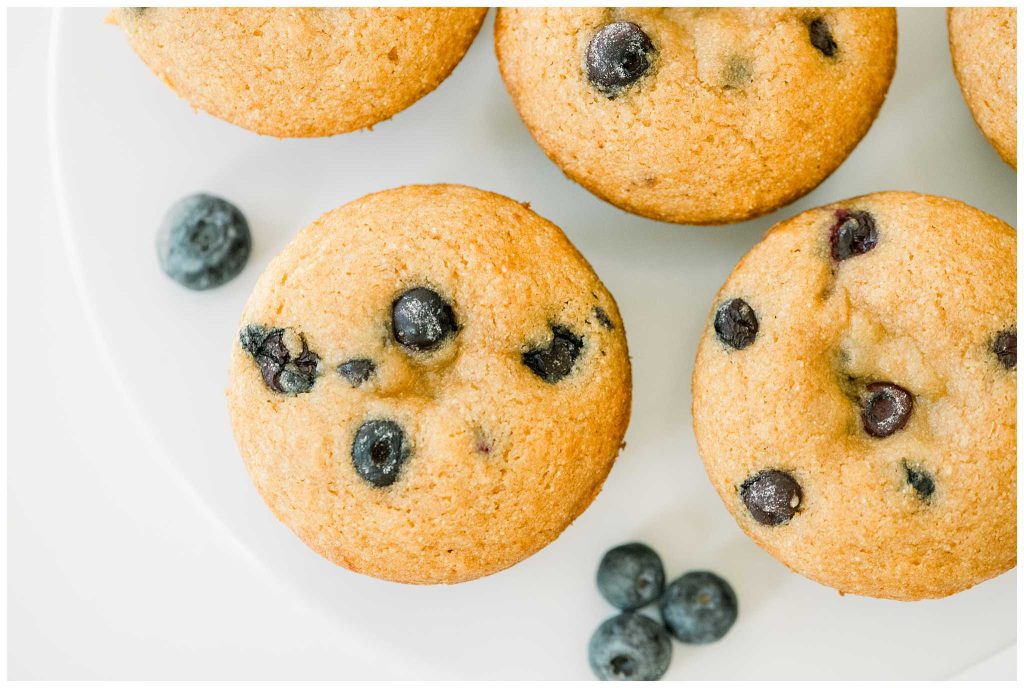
<box><xmin>597</xmin><ymin>543</ymin><xmax>665</xmax><ymax>611</ymax></box>
<box><xmin>660</xmin><ymin>571</ymin><xmax>738</xmax><ymax>644</ymax></box>
<box><xmin>588</xmin><ymin>613</ymin><xmax>672</xmax><ymax>681</ymax></box>
<box><xmin>157</xmin><ymin>193</ymin><xmax>251</xmax><ymax>290</ymax></box>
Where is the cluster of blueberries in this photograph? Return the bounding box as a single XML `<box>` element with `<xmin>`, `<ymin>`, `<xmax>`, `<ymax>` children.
<box><xmin>589</xmin><ymin>543</ymin><xmax>737</xmax><ymax>681</ymax></box>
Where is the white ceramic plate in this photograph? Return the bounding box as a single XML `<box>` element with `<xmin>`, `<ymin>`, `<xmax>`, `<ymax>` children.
<box><xmin>50</xmin><ymin>8</ymin><xmax>1016</xmax><ymax>679</ymax></box>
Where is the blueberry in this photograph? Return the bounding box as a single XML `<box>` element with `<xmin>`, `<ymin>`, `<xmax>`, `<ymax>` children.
<box><xmin>597</xmin><ymin>543</ymin><xmax>665</xmax><ymax>611</ymax></box>
<box><xmin>660</xmin><ymin>571</ymin><xmax>738</xmax><ymax>644</ymax></box>
<box><xmin>352</xmin><ymin>419</ymin><xmax>409</xmax><ymax>487</ymax></box>
<box><xmin>593</xmin><ymin>306</ymin><xmax>615</xmax><ymax>331</ymax></box>
<box><xmin>239</xmin><ymin>324</ymin><xmax>319</xmax><ymax>395</ymax></box>
<box><xmin>740</xmin><ymin>469</ymin><xmax>802</xmax><ymax>525</ymax></box>
<box><xmin>337</xmin><ymin>358</ymin><xmax>375</xmax><ymax>387</ymax></box>
<box><xmin>992</xmin><ymin>328</ymin><xmax>1016</xmax><ymax>370</ymax></box>
<box><xmin>585</xmin><ymin>22</ymin><xmax>655</xmax><ymax>97</ymax></box>
<box><xmin>157</xmin><ymin>193</ymin><xmax>251</xmax><ymax>290</ymax></box>
<box><xmin>861</xmin><ymin>382</ymin><xmax>913</xmax><ymax>438</ymax></box>
<box><xmin>588</xmin><ymin>613</ymin><xmax>671</xmax><ymax>681</ymax></box>
<box><xmin>808</xmin><ymin>17</ymin><xmax>838</xmax><ymax>57</ymax></box>
<box><xmin>903</xmin><ymin>461</ymin><xmax>935</xmax><ymax>501</ymax></box>
<box><xmin>829</xmin><ymin>209</ymin><xmax>878</xmax><ymax>261</ymax></box>
<box><xmin>714</xmin><ymin>298</ymin><xmax>758</xmax><ymax>350</ymax></box>
<box><xmin>391</xmin><ymin>287</ymin><xmax>457</xmax><ymax>352</ymax></box>
<box><xmin>523</xmin><ymin>325</ymin><xmax>584</xmax><ymax>383</ymax></box>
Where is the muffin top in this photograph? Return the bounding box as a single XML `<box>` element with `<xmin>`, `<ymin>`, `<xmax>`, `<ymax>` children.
<box><xmin>693</xmin><ymin>192</ymin><xmax>1016</xmax><ymax>600</ymax></box>
<box><xmin>227</xmin><ymin>185</ymin><xmax>631</xmax><ymax>584</ymax></box>
<box><xmin>948</xmin><ymin>7</ymin><xmax>1017</xmax><ymax>168</ymax></box>
<box><xmin>111</xmin><ymin>7</ymin><xmax>486</xmax><ymax>137</ymax></box>
<box><xmin>495</xmin><ymin>8</ymin><xmax>897</xmax><ymax>224</ymax></box>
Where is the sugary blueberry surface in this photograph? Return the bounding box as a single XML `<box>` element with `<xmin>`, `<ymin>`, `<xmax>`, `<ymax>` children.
<box><xmin>157</xmin><ymin>193</ymin><xmax>251</xmax><ymax>290</ymax></box>
<box><xmin>808</xmin><ymin>17</ymin><xmax>838</xmax><ymax>57</ymax></box>
<box><xmin>337</xmin><ymin>358</ymin><xmax>376</xmax><ymax>386</ymax></box>
<box><xmin>588</xmin><ymin>613</ymin><xmax>671</xmax><ymax>681</ymax></box>
<box><xmin>660</xmin><ymin>571</ymin><xmax>738</xmax><ymax>644</ymax></box>
<box><xmin>391</xmin><ymin>287</ymin><xmax>457</xmax><ymax>352</ymax></box>
<box><xmin>992</xmin><ymin>328</ymin><xmax>1017</xmax><ymax>370</ymax></box>
<box><xmin>903</xmin><ymin>461</ymin><xmax>935</xmax><ymax>501</ymax></box>
<box><xmin>585</xmin><ymin>21</ymin><xmax>655</xmax><ymax>97</ymax></box>
<box><xmin>522</xmin><ymin>325</ymin><xmax>584</xmax><ymax>383</ymax></box>
<box><xmin>740</xmin><ymin>469</ymin><xmax>802</xmax><ymax>525</ymax></box>
<box><xmin>714</xmin><ymin>298</ymin><xmax>758</xmax><ymax>350</ymax></box>
<box><xmin>240</xmin><ymin>324</ymin><xmax>319</xmax><ymax>395</ymax></box>
<box><xmin>861</xmin><ymin>382</ymin><xmax>913</xmax><ymax>438</ymax></box>
<box><xmin>352</xmin><ymin>419</ymin><xmax>409</xmax><ymax>488</ymax></box>
<box><xmin>829</xmin><ymin>209</ymin><xmax>878</xmax><ymax>261</ymax></box>
<box><xmin>597</xmin><ymin>543</ymin><xmax>665</xmax><ymax>611</ymax></box>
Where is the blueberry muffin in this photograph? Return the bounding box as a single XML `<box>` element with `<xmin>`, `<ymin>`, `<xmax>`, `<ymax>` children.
<box><xmin>692</xmin><ymin>192</ymin><xmax>1016</xmax><ymax>600</ymax></box>
<box><xmin>948</xmin><ymin>8</ymin><xmax>1017</xmax><ymax>168</ymax></box>
<box><xmin>110</xmin><ymin>8</ymin><xmax>486</xmax><ymax>137</ymax></box>
<box><xmin>226</xmin><ymin>185</ymin><xmax>631</xmax><ymax>584</ymax></box>
<box><xmin>495</xmin><ymin>8</ymin><xmax>897</xmax><ymax>225</ymax></box>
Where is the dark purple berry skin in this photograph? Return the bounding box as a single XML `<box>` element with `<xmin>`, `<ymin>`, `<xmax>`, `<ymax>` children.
<box><xmin>338</xmin><ymin>359</ymin><xmax>376</xmax><ymax>387</ymax></box>
<box><xmin>861</xmin><ymin>382</ymin><xmax>913</xmax><ymax>438</ymax></box>
<box><xmin>714</xmin><ymin>298</ymin><xmax>758</xmax><ymax>350</ymax></box>
<box><xmin>740</xmin><ymin>470</ymin><xmax>802</xmax><ymax>525</ymax></box>
<box><xmin>240</xmin><ymin>324</ymin><xmax>319</xmax><ymax>395</ymax></box>
<box><xmin>903</xmin><ymin>462</ymin><xmax>935</xmax><ymax>501</ymax></box>
<box><xmin>585</xmin><ymin>21</ymin><xmax>655</xmax><ymax>97</ymax></box>
<box><xmin>351</xmin><ymin>419</ymin><xmax>409</xmax><ymax>487</ymax></box>
<box><xmin>992</xmin><ymin>328</ymin><xmax>1016</xmax><ymax>370</ymax></box>
<box><xmin>523</xmin><ymin>325</ymin><xmax>583</xmax><ymax>383</ymax></box>
<box><xmin>391</xmin><ymin>287</ymin><xmax>457</xmax><ymax>352</ymax></box>
<box><xmin>808</xmin><ymin>18</ymin><xmax>838</xmax><ymax>57</ymax></box>
<box><xmin>830</xmin><ymin>209</ymin><xmax>878</xmax><ymax>261</ymax></box>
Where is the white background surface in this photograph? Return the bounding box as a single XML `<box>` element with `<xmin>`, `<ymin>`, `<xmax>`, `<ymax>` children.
<box><xmin>9</xmin><ymin>7</ymin><xmax>1017</xmax><ymax>679</ymax></box>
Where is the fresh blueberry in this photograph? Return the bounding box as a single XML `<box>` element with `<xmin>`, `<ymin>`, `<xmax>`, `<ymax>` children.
<box><xmin>391</xmin><ymin>287</ymin><xmax>457</xmax><ymax>352</ymax></box>
<box><xmin>903</xmin><ymin>461</ymin><xmax>935</xmax><ymax>501</ymax></box>
<box><xmin>861</xmin><ymin>382</ymin><xmax>913</xmax><ymax>438</ymax></box>
<box><xmin>597</xmin><ymin>543</ymin><xmax>665</xmax><ymax>611</ymax></box>
<box><xmin>352</xmin><ymin>419</ymin><xmax>409</xmax><ymax>487</ymax></box>
<box><xmin>714</xmin><ymin>298</ymin><xmax>758</xmax><ymax>350</ymax></box>
<box><xmin>240</xmin><ymin>324</ymin><xmax>319</xmax><ymax>395</ymax></box>
<box><xmin>660</xmin><ymin>571</ymin><xmax>738</xmax><ymax>644</ymax></box>
<box><xmin>829</xmin><ymin>209</ymin><xmax>878</xmax><ymax>261</ymax></box>
<box><xmin>523</xmin><ymin>325</ymin><xmax>584</xmax><ymax>383</ymax></box>
<box><xmin>337</xmin><ymin>358</ymin><xmax>376</xmax><ymax>386</ymax></box>
<box><xmin>808</xmin><ymin>17</ymin><xmax>838</xmax><ymax>57</ymax></box>
<box><xmin>992</xmin><ymin>328</ymin><xmax>1016</xmax><ymax>370</ymax></box>
<box><xmin>588</xmin><ymin>613</ymin><xmax>671</xmax><ymax>681</ymax></box>
<box><xmin>157</xmin><ymin>193</ymin><xmax>251</xmax><ymax>290</ymax></box>
<box><xmin>586</xmin><ymin>22</ymin><xmax>656</xmax><ymax>97</ymax></box>
<box><xmin>740</xmin><ymin>469</ymin><xmax>802</xmax><ymax>525</ymax></box>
